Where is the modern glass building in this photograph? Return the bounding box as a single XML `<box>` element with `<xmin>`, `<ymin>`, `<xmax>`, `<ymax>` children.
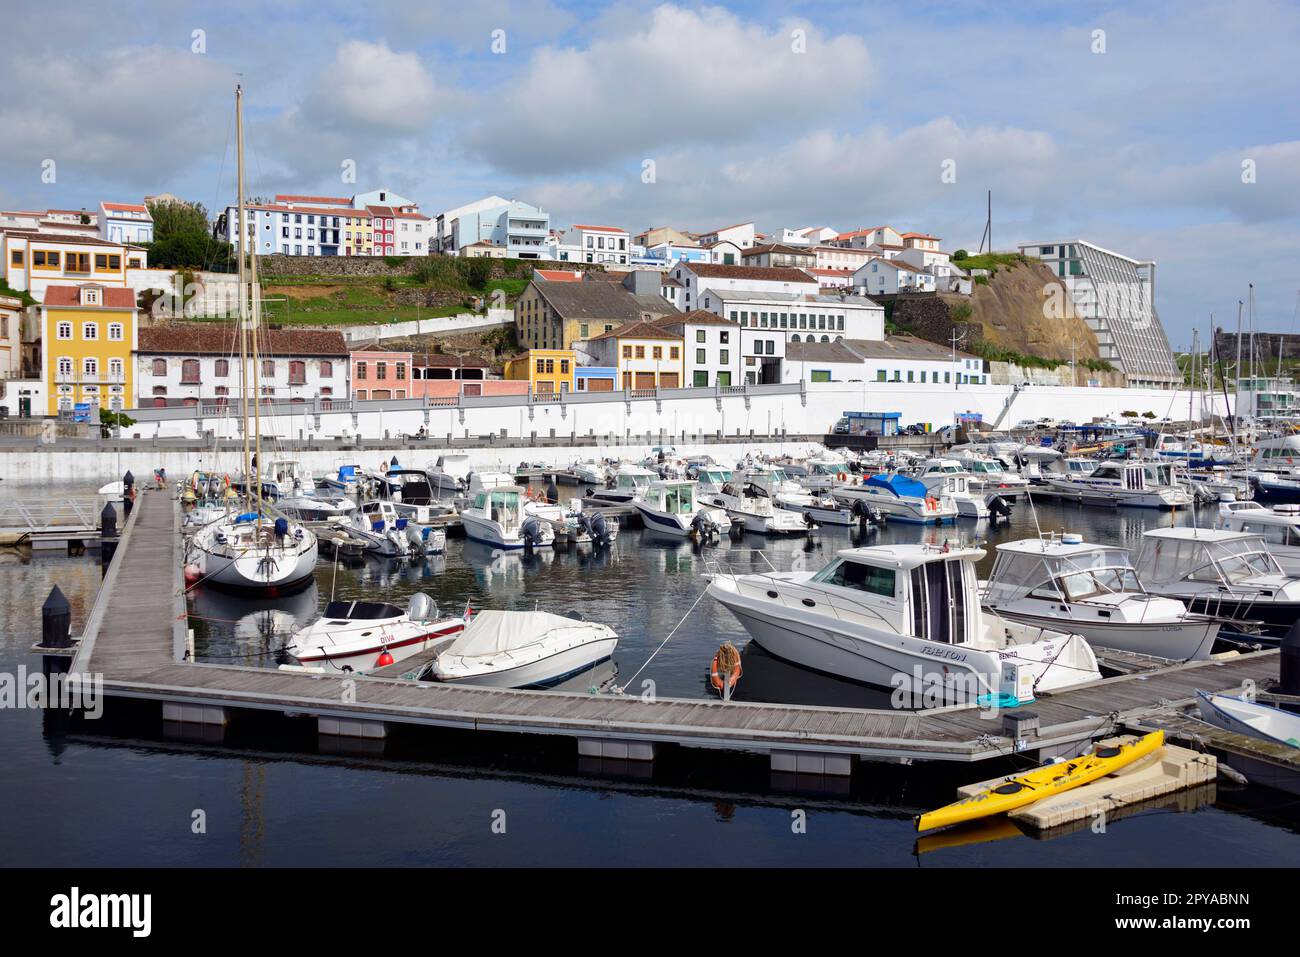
<box><xmin>1018</xmin><ymin>239</ymin><xmax>1181</xmax><ymax>389</ymax></box>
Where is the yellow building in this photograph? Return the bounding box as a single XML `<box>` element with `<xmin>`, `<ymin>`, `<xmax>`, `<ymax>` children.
<box><xmin>504</xmin><ymin>348</ymin><xmax>577</xmax><ymax>394</ymax></box>
<box><xmin>35</xmin><ymin>284</ymin><xmax>137</xmax><ymax>415</ymax></box>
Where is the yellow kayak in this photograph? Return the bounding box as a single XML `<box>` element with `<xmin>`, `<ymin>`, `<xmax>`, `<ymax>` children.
<box><xmin>916</xmin><ymin>730</ymin><xmax>1164</xmax><ymax>832</ymax></box>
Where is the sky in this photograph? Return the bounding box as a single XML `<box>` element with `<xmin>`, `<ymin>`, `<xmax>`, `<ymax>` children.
<box><xmin>1</xmin><ymin>0</ymin><xmax>1297</xmax><ymax>349</ymax></box>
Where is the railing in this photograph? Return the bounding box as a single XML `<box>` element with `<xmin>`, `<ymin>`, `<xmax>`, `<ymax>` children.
<box><xmin>0</xmin><ymin>497</ymin><xmax>106</xmax><ymax>535</ymax></box>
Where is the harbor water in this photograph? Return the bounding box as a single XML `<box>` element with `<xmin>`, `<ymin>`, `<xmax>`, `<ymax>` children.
<box><xmin>3</xmin><ymin>483</ymin><xmax>1300</xmax><ymax>866</ymax></box>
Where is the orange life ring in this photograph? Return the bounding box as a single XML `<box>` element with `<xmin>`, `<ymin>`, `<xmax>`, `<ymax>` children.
<box><xmin>836</xmin><ymin>471</ymin><xmax>847</xmax><ymax>482</ymax></box>
<box><xmin>710</xmin><ymin>644</ymin><xmax>742</xmax><ymax>696</ymax></box>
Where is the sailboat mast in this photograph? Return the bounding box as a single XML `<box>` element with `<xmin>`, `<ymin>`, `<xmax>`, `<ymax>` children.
<box><xmin>250</xmin><ymin>198</ymin><xmax>263</xmax><ymax>519</ymax></box>
<box><xmin>235</xmin><ymin>84</ymin><xmax>251</xmax><ymax>508</ymax></box>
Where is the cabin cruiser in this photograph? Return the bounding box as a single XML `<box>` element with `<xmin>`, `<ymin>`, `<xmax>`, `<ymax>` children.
<box><xmin>186</xmin><ymin>510</ymin><xmax>319</xmax><ymax>593</ymax></box>
<box><xmin>425</xmin><ymin>609</ymin><xmax>618</xmax><ymax>688</ymax></box>
<box><xmin>691</xmin><ymin>465</ymin><xmax>735</xmax><ymax>496</ymax></box>
<box><xmin>913</xmin><ymin>459</ymin><xmax>991</xmax><ymax>519</ymax></box>
<box><xmin>1133</xmin><ymin>527</ymin><xmax>1300</xmax><ymax>637</ymax></box>
<box><xmin>830</xmin><ymin>474</ymin><xmax>959</xmax><ymax>525</ymax></box>
<box><xmin>588</xmin><ymin>464</ymin><xmax>657</xmax><ymax>504</ymax></box>
<box><xmin>263</xmin><ymin>458</ymin><xmax>314</xmax><ymax>498</ymax></box>
<box><xmin>460</xmin><ymin>483</ymin><xmax>555</xmax><ymax>550</ymax></box>
<box><xmin>427</xmin><ymin>453</ymin><xmax>475</xmax><ymax>497</ymax></box>
<box><xmin>570</xmin><ymin>459</ymin><xmax>609</xmax><ymax>488</ymax></box>
<box><xmin>285</xmin><ymin>593</ymin><xmax>465</xmax><ymax>673</ymax></box>
<box><xmin>275</xmin><ymin>491</ymin><xmax>356</xmax><ymax>523</ymax></box>
<box><xmin>796</xmin><ymin>459</ymin><xmax>857</xmax><ymax>494</ymax></box>
<box><xmin>741</xmin><ymin>466</ymin><xmax>853</xmax><ymax>525</ymax></box>
<box><xmin>523</xmin><ymin>495</ymin><xmax>617</xmax><ymax>547</ymax></box>
<box><xmin>1218</xmin><ymin>501</ymin><xmax>1300</xmax><ymax>575</ymax></box>
<box><xmin>981</xmin><ymin>534</ymin><xmax>1221</xmax><ymax>661</ymax></box>
<box><xmin>338</xmin><ymin>500</ymin><xmax>441</xmax><ymax>557</ymax></box>
<box><xmin>1036</xmin><ymin>456</ymin><xmax>1098</xmax><ymax>485</ymax></box>
<box><xmin>633</xmin><ymin>479</ymin><xmax>731</xmax><ymax>537</ymax></box>
<box><xmin>706</xmin><ymin>543</ymin><xmax>1101</xmax><ymax>704</ymax></box>
<box><xmin>950</xmin><ymin>451</ymin><xmax>1031</xmax><ymax>500</ymax></box>
<box><xmin>1184</xmin><ymin>466</ymin><xmax>1250</xmax><ymax>503</ymax></box>
<box><xmin>383</xmin><ymin>468</ymin><xmax>456</xmax><ymax>522</ymax></box>
<box><xmin>1037</xmin><ymin>459</ymin><xmax>1193</xmax><ymax>509</ymax></box>
<box><xmin>698</xmin><ymin>474</ymin><xmax>812</xmax><ymax>534</ymax></box>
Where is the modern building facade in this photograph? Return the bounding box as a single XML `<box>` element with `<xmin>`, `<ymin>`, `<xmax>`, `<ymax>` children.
<box><xmin>436</xmin><ymin>197</ymin><xmax>550</xmax><ymax>258</ymax></box>
<box><xmin>1018</xmin><ymin>239</ymin><xmax>1180</xmax><ymax>389</ymax></box>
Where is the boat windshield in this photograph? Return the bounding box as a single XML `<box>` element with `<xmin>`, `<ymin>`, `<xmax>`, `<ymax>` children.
<box><xmin>1139</xmin><ymin>535</ymin><xmax>1281</xmax><ymax>585</ymax></box>
<box><xmin>323</xmin><ymin>600</ymin><xmax>402</xmax><ymax>621</ymax></box>
<box><xmin>988</xmin><ymin>547</ymin><xmax>1140</xmax><ymax>602</ymax></box>
<box><xmin>770</xmin><ymin>468</ymin><xmax>790</xmax><ymax>482</ymax></box>
<box><xmin>661</xmin><ymin>485</ymin><xmax>695</xmax><ymax>514</ymax></box>
<box><xmin>618</xmin><ymin>472</ymin><xmax>653</xmax><ymax>490</ymax></box>
<box><xmin>969</xmin><ymin>460</ymin><xmax>1003</xmax><ymax>474</ymax></box>
<box><xmin>811</xmin><ymin>558</ymin><xmax>897</xmax><ymax>597</ymax></box>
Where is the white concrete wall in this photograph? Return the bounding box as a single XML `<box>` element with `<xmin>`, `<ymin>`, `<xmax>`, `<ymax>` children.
<box><xmin>340</xmin><ymin>309</ymin><xmax>512</xmax><ymax>344</ymax></box>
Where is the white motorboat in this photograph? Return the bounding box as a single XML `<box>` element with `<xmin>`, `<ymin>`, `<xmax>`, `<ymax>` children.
<box><xmin>383</xmin><ymin>468</ymin><xmax>457</xmax><ymax>523</ymax></box>
<box><xmin>428</xmin><ymin>610</ymin><xmax>618</xmax><ymax>688</ymax></box>
<box><xmin>1218</xmin><ymin>501</ymin><xmax>1300</xmax><ymax>575</ymax></box>
<box><xmin>914</xmin><ymin>459</ymin><xmax>990</xmax><ymax>519</ymax></box>
<box><xmin>1134</xmin><ymin>527</ymin><xmax>1300</xmax><ymax>637</ymax></box>
<box><xmin>950</xmin><ymin>451</ymin><xmax>1032</xmax><ymax>500</ymax></box>
<box><xmin>275</xmin><ymin>491</ymin><xmax>355</xmax><ymax>522</ymax></box>
<box><xmin>633</xmin><ymin>479</ymin><xmax>731</xmax><ymax>537</ymax></box>
<box><xmin>1196</xmin><ymin>690</ymin><xmax>1300</xmax><ymax>748</ymax></box>
<box><xmin>427</xmin><ymin>453</ymin><xmax>474</xmax><ymax>497</ymax></box>
<box><xmin>339</xmin><ymin>500</ymin><xmax>434</xmax><ymax>557</ymax></box>
<box><xmin>570</xmin><ymin>459</ymin><xmax>609</xmax><ymax>487</ymax></box>
<box><xmin>796</xmin><ymin>458</ymin><xmax>858</xmax><ymax>494</ymax></box>
<box><xmin>460</xmin><ymin>483</ymin><xmax>555</xmax><ymax>550</ymax></box>
<box><xmin>981</xmin><ymin>534</ymin><xmax>1221</xmax><ymax>661</ymax></box>
<box><xmin>706</xmin><ymin>543</ymin><xmax>1101</xmax><ymax>704</ymax></box>
<box><xmin>742</xmin><ymin>466</ymin><xmax>853</xmax><ymax>525</ymax></box>
<box><xmin>1038</xmin><ymin>460</ymin><xmax>1193</xmax><ymax>509</ymax></box>
<box><xmin>698</xmin><ymin>475</ymin><xmax>812</xmax><ymax>534</ymax></box>
<box><xmin>830</xmin><ymin>474</ymin><xmax>959</xmax><ymax>525</ymax></box>
<box><xmin>320</xmin><ymin>463</ymin><xmax>363</xmax><ymax>496</ymax></box>
<box><xmin>285</xmin><ymin>593</ymin><xmax>466</xmax><ymax>673</ymax></box>
<box><xmin>588</xmin><ymin>464</ymin><xmax>657</xmax><ymax>504</ymax></box>
<box><xmin>186</xmin><ymin>510</ymin><xmax>319</xmax><ymax>593</ymax></box>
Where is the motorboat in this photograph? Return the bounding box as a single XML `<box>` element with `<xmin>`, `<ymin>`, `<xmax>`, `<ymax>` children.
<box><xmin>570</xmin><ymin>459</ymin><xmax>609</xmax><ymax>488</ymax></box>
<box><xmin>913</xmin><ymin>459</ymin><xmax>990</xmax><ymax>519</ymax></box>
<box><xmin>1037</xmin><ymin>459</ymin><xmax>1193</xmax><ymax>509</ymax></box>
<box><xmin>186</xmin><ymin>510</ymin><xmax>319</xmax><ymax>593</ymax></box>
<box><xmin>830</xmin><ymin>474</ymin><xmax>958</xmax><ymax>525</ymax></box>
<box><xmin>1133</xmin><ymin>527</ymin><xmax>1300</xmax><ymax>637</ymax></box>
<box><xmin>427</xmin><ymin>453</ymin><xmax>474</xmax><ymax>497</ymax></box>
<box><xmin>698</xmin><ymin>475</ymin><xmax>812</xmax><ymax>534</ymax></box>
<box><xmin>1183</xmin><ymin>466</ymin><xmax>1250</xmax><ymax>503</ymax></box>
<box><xmin>263</xmin><ymin>458</ymin><xmax>314</xmax><ymax>498</ymax></box>
<box><xmin>460</xmin><ymin>482</ymin><xmax>555</xmax><ymax>550</ymax></box>
<box><xmin>338</xmin><ymin>500</ymin><xmax>436</xmax><ymax>557</ymax></box>
<box><xmin>981</xmin><ymin>534</ymin><xmax>1221</xmax><ymax>661</ymax></box>
<box><xmin>275</xmin><ymin>491</ymin><xmax>356</xmax><ymax>522</ymax></box>
<box><xmin>383</xmin><ymin>468</ymin><xmax>456</xmax><ymax>522</ymax></box>
<box><xmin>706</xmin><ymin>543</ymin><xmax>1101</xmax><ymax>704</ymax></box>
<box><xmin>741</xmin><ymin>466</ymin><xmax>853</xmax><ymax>525</ymax></box>
<box><xmin>1196</xmin><ymin>690</ymin><xmax>1300</xmax><ymax>748</ymax></box>
<box><xmin>1035</xmin><ymin>456</ymin><xmax>1098</xmax><ymax>485</ymax></box>
<box><xmin>588</xmin><ymin>464</ymin><xmax>657</xmax><ymax>504</ymax></box>
<box><xmin>523</xmin><ymin>495</ymin><xmax>617</xmax><ymax>547</ymax></box>
<box><xmin>949</xmin><ymin>451</ymin><xmax>1031</xmax><ymax>500</ymax></box>
<box><xmin>633</xmin><ymin>479</ymin><xmax>731</xmax><ymax>537</ymax></box>
<box><xmin>426</xmin><ymin>609</ymin><xmax>618</xmax><ymax>688</ymax></box>
<box><xmin>320</xmin><ymin>463</ymin><xmax>363</xmax><ymax>496</ymax></box>
<box><xmin>1217</xmin><ymin>501</ymin><xmax>1300</xmax><ymax>575</ymax></box>
<box><xmin>796</xmin><ymin>458</ymin><xmax>857</xmax><ymax>493</ymax></box>
<box><xmin>285</xmin><ymin>592</ymin><xmax>465</xmax><ymax>673</ymax></box>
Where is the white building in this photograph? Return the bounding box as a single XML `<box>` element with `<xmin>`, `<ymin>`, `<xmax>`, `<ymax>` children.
<box><xmin>895</xmin><ymin>246</ymin><xmax>951</xmax><ymax>272</ymax></box>
<box><xmin>0</xmin><ymin>231</ymin><xmax>147</xmax><ymax>301</ymax></box>
<box><xmin>433</xmin><ymin>195</ymin><xmax>550</xmax><ymax>258</ymax></box>
<box><xmin>135</xmin><ymin>325</ymin><xmax>349</xmax><ymax>409</ymax></box>
<box><xmin>668</xmin><ymin>262</ymin><xmax>817</xmax><ymax>312</ymax></box>
<box><xmin>708</xmin><ymin>290</ymin><xmax>885</xmax><ymax>343</ymax></box>
<box><xmin>813</xmin><ymin>245</ymin><xmax>873</xmax><ymax>273</ymax></box>
<box><xmin>695</xmin><ymin>222</ymin><xmax>757</xmax><ymax>249</ymax></box>
<box><xmin>0</xmin><ymin>295</ymin><xmax>22</xmax><ymax>380</ymax></box>
<box><xmin>901</xmin><ymin>231</ymin><xmax>942</xmax><ymax>252</ymax></box>
<box><xmin>220</xmin><ymin>202</ymin><xmax>366</xmax><ymax>256</ymax></box>
<box><xmin>564</xmin><ymin>224</ymin><xmax>631</xmax><ymax>265</ymax></box>
<box><xmin>852</xmin><ymin>257</ymin><xmax>937</xmax><ymax>295</ymax></box>
<box><xmin>350</xmin><ymin>188</ymin><xmax>418</xmax><ymax>213</ymax></box>
<box><xmin>833</xmin><ymin>225</ymin><xmax>903</xmax><ymax>249</ymax></box>
<box><xmin>392</xmin><ymin>211</ymin><xmax>432</xmax><ymax>255</ymax></box>
<box><xmin>779</xmin><ymin>226</ymin><xmax>838</xmax><ymax>245</ymax></box>
<box><xmin>840</xmin><ymin>335</ymin><xmax>987</xmax><ymax>386</ymax></box>
<box><xmin>98</xmin><ymin>202</ymin><xmax>154</xmax><ymax>244</ymax></box>
<box><xmin>652</xmin><ymin>310</ymin><xmax>749</xmax><ymax>388</ymax></box>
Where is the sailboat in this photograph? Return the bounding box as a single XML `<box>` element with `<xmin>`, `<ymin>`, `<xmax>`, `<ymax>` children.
<box><xmin>185</xmin><ymin>85</ymin><xmax>319</xmax><ymax>594</ymax></box>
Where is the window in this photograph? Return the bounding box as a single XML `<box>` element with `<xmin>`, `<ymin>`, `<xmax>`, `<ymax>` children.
<box><xmin>376</xmin><ymin>361</ymin><xmax>387</xmax><ymax>380</ymax></box>
<box><xmin>652</xmin><ymin>346</ymin><xmax>663</xmax><ymax>360</ymax></box>
<box><xmin>693</xmin><ymin>371</ymin><xmax>708</xmax><ymax>387</ymax></box>
<box><xmin>57</xmin><ymin>357</ymin><xmax>73</xmax><ymax>376</ymax></box>
<box><xmin>214</xmin><ymin>359</ymin><xmax>229</xmax><ymax>377</ymax></box>
<box><xmin>696</xmin><ymin>330</ymin><xmax>706</xmax><ymax>343</ymax></box>
<box><xmin>395</xmin><ymin>362</ymin><xmax>406</xmax><ymax>381</ymax></box>
<box><xmin>355</xmin><ymin>361</ymin><xmax>367</xmax><ymax>380</ymax></box>
<box><xmin>82</xmin><ymin>322</ymin><xmax>98</xmax><ymax>340</ymax></box>
<box><xmin>108</xmin><ymin>322</ymin><xmax>123</xmax><ymax>341</ymax></box>
<box><xmin>261</xmin><ymin>359</ymin><xmax>274</xmax><ymax>377</ymax></box>
<box><xmin>622</xmin><ymin>345</ymin><xmax>632</xmax><ymax>359</ymax></box>
<box><xmin>696</xmin><ymin>348</ymin><xmax>706</xmax><ymax>364</ymax></box>
<box><xmin>580</xmin><ymin>323</ymin><xmax>589</xmax><ymax>339</ymax></box>
<box><xmin>10</xmin><ymin>249</ymin><xmax>22</xmax><ymax>266</ymax></box>
<box><xmin>635</xmin><ymin>346</ymin><xmax>645</xmax><ymax>359</ymax></box>
<box><xmin>67</xmin><ymin>253</ymin><xmax>90</xmax><ymax>272</ymax></box>
<box><xmin>83</xmin><ymin>357</ymin><xmax>98</xmax><ymax>378</ymax></box>
<box><xmin>560</xmin><ymin>360</ymin><xmax>569</xmax><ymax>374</ymax></box>
<box><xmin>814</xmin><ymin>559</ymin><xmax>896</xmax><ymax>597</ymax></box>
<box><xmin>181</xmin><ymin>359</ymin><xmax>200</xmax><ymax>383</ymax></box>
<box><xmin>95</xmin><ymin>254</ymin><xmax>108</xmax><ymax>269</ymax></box>
<box><xmin>320</xmin><ymin>360</ymin><xmax>332</xmax><ymax>377</ymax></box>
<box><xmin>719</xmin><ymin>349</ymin><xmax>729</xmax><ymax>364</ymax></box>
<box><xmin>56</xmin><ymin>322</ymin><xmax>72</xmax><ymax>340</ymax></box>
<box><xmin>876</xmin><ymin>370</ymin><xmax>886</xmax><ymax>382</ymax></box>
<box><xmin>289</xmin><ymin>360</ymin><xmax>306</xmax><ymax>385</ymax></box>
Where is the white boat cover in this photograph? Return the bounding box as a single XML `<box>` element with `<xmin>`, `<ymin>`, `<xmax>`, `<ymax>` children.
<box><xmin>443</xmin><ymin>610</ymin><xmax>589</xmax><ymax>657</ymax></box>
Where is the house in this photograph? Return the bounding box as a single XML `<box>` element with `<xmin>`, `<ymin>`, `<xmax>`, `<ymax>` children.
<box><xmin>1</xmin><ymin>232</ymin><xmax>145</xmax><ymax>302</ymax></box>
<box><xmin>702</xmin><ymin>239</ymin><xmax>743</xmax><ymax>265</ymax></box>
<box><xmin>574</xmin><ymin>366</ymin><xmax>617</xmax><ymax>392</ymax></box>
<box><xmin>351</xmin><ymin>348</ymin><xmax>413</xmax><ymax>400</ymax></box>
<box><xmin>651</xmin><ymin>310</ymin><xmax>745</xmax><ymax>388</ymax></box>
<box><xmin>781</xmin><ymin>339</ymin><xmax>869</xmax><ymax>383</ymax></box>
<box><xmin>350</xmin><ymin>188</ymin><xmax>419</xmax><ymax>213</ymax></box>
<box><xmin>668</xmin><ymin>262</ymin><xmax>817</xmax><ymax>313</ymax></box>
<box><xmin>895</xmin><ymin>246</ymin><xmax>951</xmax><ymax>272</ymax></box>
<box><xmin>695</xmin><ymin>222</ymin><xmax>757</xmax><ymax>249</ymax></box>
<box><xmin>709</xmin><ymin>291</ymin><xmax>885</xmax><ymax>342</ymax></box>
<box><xmin>366</xmin><ymin>206</ymin><xmax>399</xmax><ymax>257</ymax></box>
<box><xmin>806</xmin><ymin>268</ymin><xmax>855</xmax><ymax>289</ymax></box>
<box><xmin>740</xmin><ymin>244</ymin><xmax>818</xmax><ymax>270</ymax></box>
<box><xmin>813</xmin><ymin>245</ymin><xmax>873</xmax><ymax>273</ymax></box>
<box><xmin>645</xmin><ymin>241</ymin><xmax>712</xmax><ymax>264</ymax></box>
<box><xmin>852</xmin><ymin>257</ymin><xmax>937</xmax><ymax>295</ymax></box>
<box><xmin>633</xmin><ymin>226</ymin><xmax>696</xmax><ymax>249</ymax></box>
<box><xmin>98</xmin><ymin>202</ymin><xmax>154</xmax><ymax>245</ymax></box>
<box><xmin>585</xmin><ymin>321</ymin><xmax>685</xmax><ymax>390</ymax></box>
<box><xmin>779</xmin><ymin>226</ymin><xmax>838</xmax><ymax>245</ymax></box>
<box><xmin>514</xmin><ymin>270</ymin><xmax>677</xmax><ymax>350</ymax></box>
<box><xmin>832</xmin><ymin>225</ymin><xmax>903</xmax><ymax>249</ymax></box>
<box><xmin>839</xmin><ymin>335</ymin><xmax>986</xmax><ymax>386</ymax></box>
<box><xmin>901</xmin><ymin>231</ymin><xmax>942</xmax><ymax>252</ymax></box>
<box><xmin>219</xmin><ymin>201</ymin><xmax>371</xmax><ymax>256</ymax></box>
<box><xmin>564</xmin><ymin>224</ymin><xmax>631</xmax><ymax>265</ymax></box>
<box><xmin>391</xmin><ymin>210</ymin><xmax>432</xmax><ymax>255</ymax></box>
<box><xmin>136</xmin><ymin>325</ymin><xmax>348</xmax><ymax>409</ymax></box>
<box><xmin>504</xmin><ymin>348</ymin><xmax>577</xmax><ymax>394</ymax></box>
<box><xmin>660</xmin><ymin>276</ymin><xmax>684</xmax><ymax>309</ymax></box>
<box><xmin>0</xmin><ymin>295</ymin><xmax>23</xmax><ymax>381</ymax></box>
<box><xmin>34</xmin><ymin>284</ymin><xmax>137</xmax><ymax>415</ymax></box>
<box><xmin>461</xmin><ymin>241</ymin><xmax>508</xmax><ymax>259</ymax></box>
<box><xmin>434</xmin><ymin>196</ymin><xmax>550</xmax><ymax>258</ymax></box>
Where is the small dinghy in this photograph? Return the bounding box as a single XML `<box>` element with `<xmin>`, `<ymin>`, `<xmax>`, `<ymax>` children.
<box><xmin>428</xmin><ymin>610</ymin><xmax>618</xmax><ymax>688</ymax></box>
<box><xmin>1196</xmin><ymin>690</ymin><xmax>1300</xmax><ymax>748</ymax></box>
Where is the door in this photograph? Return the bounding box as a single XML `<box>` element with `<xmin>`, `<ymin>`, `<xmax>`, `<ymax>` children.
<box><xmin>634</xmin><ymin>372</ymin><xmax>655</xmax><ymax>390</ymax></box>
<box><xmin>911</xmin><ymin>561</ymin><xmax>964</xmax><ymax>644</ymax></box>
<box><xmin>587</xmin><ymin>378</ymin><xmax>613</xmax><ymax>392</ymax></box>
<box><xmin>658</xmin><ymin>372</ymin><xmax>679</xmax><ymax>389</ymax></box>
<box><xmin>18</xmin><ymin>396</ymin><xmax>30</xmax><ymax>417</ymax></box>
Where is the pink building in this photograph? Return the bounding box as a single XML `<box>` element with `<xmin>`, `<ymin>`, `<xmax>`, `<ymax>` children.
<box><xmin>351</xmin><ymin>348</ymin><xmax>412</xmax><ymax>400</ymax></box>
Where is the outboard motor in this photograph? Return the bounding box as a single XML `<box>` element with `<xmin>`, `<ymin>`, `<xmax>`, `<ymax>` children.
<box><xmin>545</xmin><ymin>476</ymin><xmax>559</xmax><ymax>504</ymax></box>
<box><xmin>407</xmin><ymin>591</ymin><xmax>437</xmax><ymax>623</ymax></box>
<box><xmin>589</xmin><ymin>512</ymin><xmax>613</xmax><ymax>548</ymax></box>
<box><xmin>802</xmin><ymin>511</ymin><xmax>819</xmax><ymax>531</ymax></box>
<box><xmin>851</xmin><ymin>499</ymin><xmax>882</xmax><ymax>532</ymax></box>
<box><xmin>521</xmin><ymin>516</ymin><xmax>545</xmax><ymax>552</ymax></box>
<box><xmin>273</xmin><ymin>516</ymin><xmax>288</xmax><ymax>541</ymax></box>
<box><xmin>689</xmin><ymin>511</ymin><xmax>719</xmax><ymax>541</ymax></box>
<box><xmin>987</xmin><ymin>495</ymin><xmax>1014</xmax><ymax>521</ymax></box>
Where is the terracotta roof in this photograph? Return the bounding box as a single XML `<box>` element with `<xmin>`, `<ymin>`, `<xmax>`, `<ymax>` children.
<box><xmin>275</xmin><ymin>194</ymin><xmax>352</xmax><ymax>206</ymax></box>
<box><xmin>534</xmin><ymin>269</ymin><xmax>584</xmax><ymax>282</ymax></box>
<box><xmin>42</xmin><ymin>284</ymin><xmax>136</xmax><ymax>308</ymax></box>
<box><xmin>101</xmin><ymin>202</ymin><xmax>149</xmax><ymax>214</ymax></box>
<box><xmin>138</xmin><ymin>324</ymin><xmax>347</xmax><ymax>357</ymax></box>
<box><xmin>571</xmin><ymin>224</ymin><xmax>626</xmax><ymax>233</ymax></box>
<box><xmin>901</xmin><ymin>232</ymin><xmax>940</xmax><ymax>240</ymax></box>
<box><xmin>241</xmin><ymin>202</ymin><xmax>369</xmax><ymax>218</ymax></box>
<box><xmin>653</xmin><ymin>310</ymin><xmax>735</xmax><ymax>329</ymax></box>
<box><xmin>678</xmin><ymin>263</ymin><xmax>817</xmax><ymax>283</ymax></box>
<box><xmin>588</xmin><ymin>320</ymin><xmax>683</xmax><ymax>342</ymax></box>
<box><xmin>835</xmin><ymin>225</ymin><xmax>895</xmax><ymax>241</ymax></box>
<box><xmin>414</xmin><ymin>354</ymin><xmax>491</xmax><ymax>369</ymax></box>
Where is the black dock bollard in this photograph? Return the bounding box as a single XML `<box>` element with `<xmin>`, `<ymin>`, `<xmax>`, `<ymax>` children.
<box><xmin>100</xmin><ymin>502</ymin><xmax>119</xmax><ymax>572</ymax></box>
<box><xmin>122</xmin><ymin>469</ymin><xmax>136</xmax><ymax>520</ymax></box>
<box><xmin>42</xmin><ymin>586</ymin><xmax>72</xmax><ymax>650</ymax></box>
<box><xmin>1281</xmin><ymin>620</ymin><xmax>1300</xmax><ymax>695</ymax></box>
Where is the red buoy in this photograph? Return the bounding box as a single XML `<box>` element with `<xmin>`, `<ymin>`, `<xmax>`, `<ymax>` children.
<box><xmin>375</xmin><ymin>649</ymin><xmax>395</xmax><ymax>668</ymax></box>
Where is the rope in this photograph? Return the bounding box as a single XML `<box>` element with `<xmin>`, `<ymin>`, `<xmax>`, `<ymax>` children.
<box><xmin>614</xmin><ymin>588</ymin><xmax>709</xmax><ymax>692</ymax></box>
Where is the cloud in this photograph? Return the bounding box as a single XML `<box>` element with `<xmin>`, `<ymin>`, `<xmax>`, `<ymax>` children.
<box><xmin>301</xmin><ymin>40</ymin><xmax>443</xmax><ymax>135</ymax></box>
<box><xmin>462</xmin><ymin>4</ymin><xmax>875</xmax><ymax>175</ymax></box>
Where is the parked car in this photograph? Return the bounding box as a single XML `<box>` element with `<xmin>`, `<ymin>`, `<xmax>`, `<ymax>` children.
<box><xmin>833</xmin><ymin>417</ymin><xmax>850</xmax><ymax>435</ymax></box>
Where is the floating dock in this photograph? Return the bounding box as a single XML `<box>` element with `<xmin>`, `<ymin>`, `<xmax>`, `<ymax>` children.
<box><xmin>63</xmin><ymin>489</ymin><xmax>1282</xmax><ymax>775</ymax></box>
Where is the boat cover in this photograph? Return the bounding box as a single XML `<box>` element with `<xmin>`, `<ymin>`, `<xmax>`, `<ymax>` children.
<box><xmin>443</xmin><ymin>610</ymin><xmax>588</xmax><ymax>657</ymax></box>
<box><xmin>865</xmin><ymin>473</ymin><xmax>927</xmax><ymax>499</ymax></box>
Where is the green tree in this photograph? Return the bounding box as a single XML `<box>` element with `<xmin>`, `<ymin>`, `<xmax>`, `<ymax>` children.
<box><xmin>953</xmin><ymin>249</ymin><xmax>968</xmax><ymax>261</ymax></box>
<box><xmin>144</xmin><ymin>199</ymin><xmax>232</xmax><ymax>270</ymax></box>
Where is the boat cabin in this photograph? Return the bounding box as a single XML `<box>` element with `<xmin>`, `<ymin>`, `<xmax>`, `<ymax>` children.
<box><xmin>384</xmin><ymin>469</ymin><xmax>438</xmax><ymax>505</ymax></box>
<box><xmin>610</xmin><ymin>466</ymin><xmax>656</xmax><ymax>494</ymax></box>
<box><xmin>472</xmin><ymin>487</ymin><xmax>523</xmax><ymax>525</ymax></box>
<box><xmin>1219</xmin><ymin>502</ymin><xmax>1300</xmax><ymax>546</ymax></box>
<box><xmin>1135</xmin><ymin>528</ymin><xmax>1283</xmax><ymax>587</ymax></box>
<box><xmin>642</xmin><ymin>481</ymin><xmax>697</xmax><ymax>515</ymax></box>
<box><xmin>986</xmin><ymin>538</ymin><xmax>1143</xmax><ymax>605</ymax></box>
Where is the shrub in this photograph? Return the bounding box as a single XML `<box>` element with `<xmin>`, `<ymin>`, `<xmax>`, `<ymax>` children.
<box><xmin>953</xmin><ymin>249</ymin><xmax>968</xmax><ymax>261</ymax></box>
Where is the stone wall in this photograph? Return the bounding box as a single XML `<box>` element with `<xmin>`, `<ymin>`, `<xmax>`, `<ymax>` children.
<box><xmin>1214</xmin><ymin>328</ymin><xmax>1300</xmax><ymax>364</ymax></box>
<box><xmin>257</xmin><ymin>254</ymin><xmax>611</xmax><ymax>280</ymax></box>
